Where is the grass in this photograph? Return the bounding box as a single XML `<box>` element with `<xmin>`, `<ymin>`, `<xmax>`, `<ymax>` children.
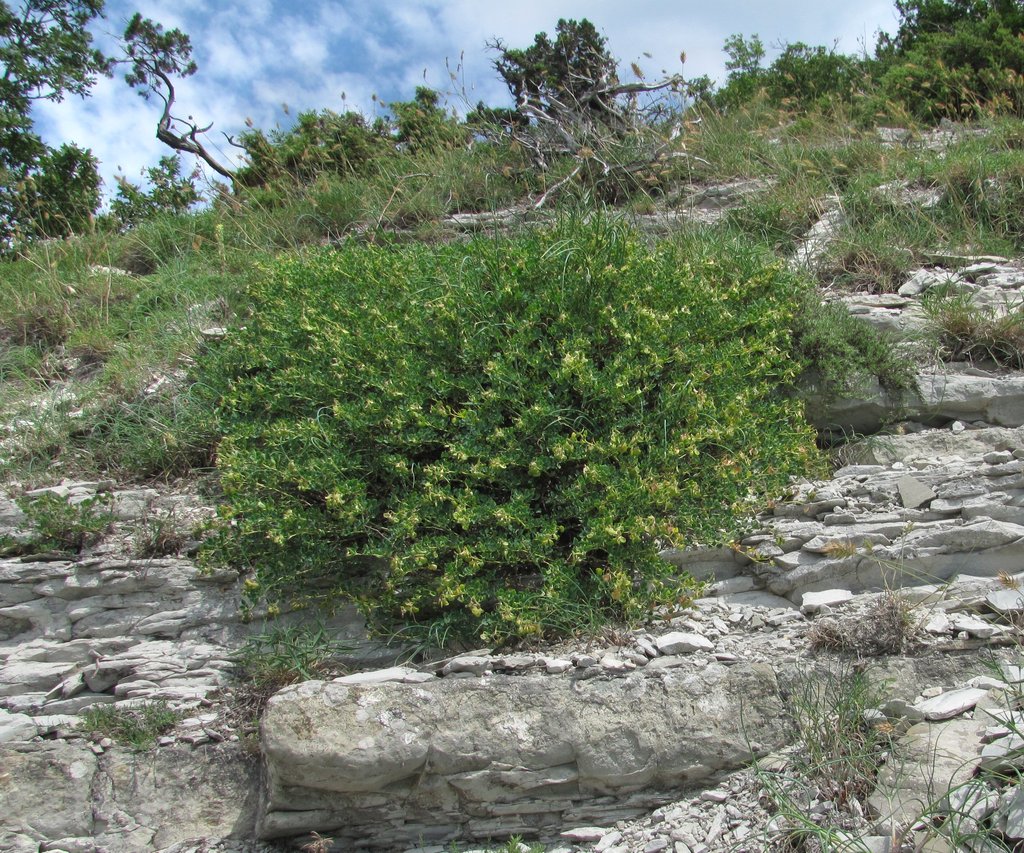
<box><xmin>922</xmin><ymin>286</ymin><xmax>1024</xmax><ymax>368</ymax></box>
<box><xmin>236</xmin><ymin>622</ymin><xmax>350</xmax><ymax>686</ymax></box>
<box><xmin>1</xmin><ymin>111</ymin><xmax>1022</xmax><ymax>490</ymax></box>
<box><xmin>81</xmin><ymin>702</ymin><xmax>180</xmax><ymax>750</ymax></box>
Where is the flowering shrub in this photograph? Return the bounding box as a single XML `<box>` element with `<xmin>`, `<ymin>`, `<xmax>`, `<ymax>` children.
<box><xmin>210</xmin><ymin>218</ymin><xmax>821</xmax><ymax>643</ymax></box>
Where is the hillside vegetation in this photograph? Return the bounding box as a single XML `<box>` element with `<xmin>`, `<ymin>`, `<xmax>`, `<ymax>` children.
<box><xmin>4</xmin><ymin>0</ymin><xmax>1024</xmax><ymax>643</ymax></box>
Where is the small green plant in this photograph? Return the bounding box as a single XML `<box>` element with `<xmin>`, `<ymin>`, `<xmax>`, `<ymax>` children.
<box><xmin>922</xmin><ymin>287</ymin><xmax>1024</xmax><ymax>368</ymax></box>
<box><xmin>236</xmin><ymin>622</ymin><xmax>350</xmax><ymax>687</ymax></box>
<box><xmin>791</xmin><ymin>291</ymin><xmax>919</xmax><ymax>402</ymax></box>
<box><xmin>133</xmin><ymin>508</ymin><xmax>189</xmax><ymax>558</ymax></box>
<box><xmin>758</xmin><ymin>663</ymin><xmax>895</xmax><ymax>850</ymax></box>
<box><xmin>13</xmin><ymin>491</ymin><xmax>113</xmax><ymax>554</ymax></box>
<box><xmin>81</xmin><ymin>702</ymin><xmax>180</xmax><ymax>750</ymax></box>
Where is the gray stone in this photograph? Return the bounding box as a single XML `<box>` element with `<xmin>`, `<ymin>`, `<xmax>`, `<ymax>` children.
<box><xmin>950</xmin><ymin>613</ymin><xmax>1005</xmax><ymax>638</ymax></box>
<box><xmin>869</xmin><ymin>718</ymin><xmax>988</xmax><ymax>835</ymax></box>
<box><xmin>913</xmin><ymin>687</ymin><xmax>990</xmax><ymax>721</ymax></box>
<box><xmin>720</xmin><ymin>591</ymin><xmax>796</xmax><ymax>610</ymax></box>
<box><xmin>898</xmin><ymin>476</ymin><xmax>937</xmax><ymax>509</ymax></box>
<box><xmin>1000</xmin><ymin>785</ymin><xmax>1024</xmax><ymax>839</ymax></box>
<box><xmin>979</xmin><ymin>734</ymin><xmax>1024</xmax><ymax>771</ymax></box>
<box><xmin>0</xmin><ymin>742</ymin><xmax>97</xmax><ymax>838</ymax></box>
<box><xmin>800</xmin><ymin>589</ymin><xmax>854</xmax><ymax>615</ymax></box>
<box><xmin>333</xmin><ymin>666</ymin><xmax>424</xmax><ymax>685</ymax></box>
<box><xmin>987</xmin><ymin>587</ymin><xmax>1024</xmax><ymax>613</ymax></box>
<box><xmin>0</xmin><ymin>709</ymin><xmax>38</xmax><ymax>742</ymax></box>
<box><xmin>560</xmin><ymin>827</ymin><xmax>609</xmax><ymax>842</ymax></box>
<box><xmin>654</xmin><ymin>632</ymin><xmax>714</xmax><ymax>655</ymax></box>
<box><xmin>985</xmin><ymin>451</ymin><xmax>1016</xmax><ymax>465</ymax></box>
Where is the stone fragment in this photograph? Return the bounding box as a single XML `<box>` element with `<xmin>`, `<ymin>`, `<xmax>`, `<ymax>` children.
<box><xmin>913</xmin><ymin>687</ymin><xmax>990</xmax><ymax>721</ymax></box>
<box><xmin>987</xmin><ymin>587</ymin><xmax>1024</xmax><ymax>614</ymax></box>
<box><xmin>333</xmin><ymin>666</ymin><xmax>423</xmax><ymax>685</ymax></box>
<box><xmin>1001</xmin><ymin>785</ymin><xmax>1024</xmax><ymax>839</ymax></box>
<box><xmin>646</xmin><ymin>656</ymin><xmax>688</xmax><ymax>671</ymax></box>
<box><xmin>898</xmin><ymin>475</ymin><xmax>937</xmax><ymax>510</ymax></box>
<box><xmin>979</xmin><ymin>733</ymin><xmax>1024</xmax><ymax>771</ymax></box>
<box><xmin>0</xmin><ymin>709</ymin><xmax>38</xmax><ymax>742</ymax></box>
<box><xmin>560</xmin><ymin>827</ymin><xmax>608</xmax><ymax>842</ymax></box>
<box><xmin>869</xmin><ymin>718</ymin><xmax>988</xmax><ymax>835</ymax></box>
<box><xmin>950</xmin><ymin>613</ymin><xmax>1004</xmax><ymax>638</ymax></box>
<box><xmin>766</xmin><ymin>610</ymin><xmax>804</xmax><ymax>627</ymax></box>
<box><xmin>721</xmin><ymin>591</ymin><xmax>796</xmax><ymax>609</ymax></box>
<box><xmin>710</xmin><ymin>576</ymin><xmax>758</xmax><ymax>596</ymax></box>
<box><xmin>898</xmin><ymin>269</ymin><xmax>952</xmax><ymax>297</ymax></box>
<box><xmin>441</xmin><ymin>655</ymin><xmax>492</xmax><ymax>676</ymax></box>
<box><xmin>654</xmin><ymin>632</ymin><xmax>714</xmax><ymax>655</ymax></box>
<box><xmin>599</xmin><ymin>655</ymin><xmax>635</xmax><ymax>674</ymax></box>
<box><xmin>984</xmin><ymin>451</ymin><xmax>1016</xmax><ymax>465</ymax></box>
<box><xmin>800</xmin><ymin>589</ymin><xmax>853</xmax><ymax>615</ymax></box>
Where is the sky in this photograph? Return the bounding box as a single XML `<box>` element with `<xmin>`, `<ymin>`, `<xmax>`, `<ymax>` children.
<box><xmin>32</xmin><ymin>0</ymin><xmax>901</xmax><ymax>200</ymax></box>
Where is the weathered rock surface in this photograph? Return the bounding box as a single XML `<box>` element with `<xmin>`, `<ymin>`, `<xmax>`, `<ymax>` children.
<box><xmin>0</xmin><ymin>740</ymin><xmax>260</xmax><ymax>852</ymax></box>
<box><xmin>259</xmin><ymin>663</ymin><xmax>788</xmax><ymax>848</ymax></box>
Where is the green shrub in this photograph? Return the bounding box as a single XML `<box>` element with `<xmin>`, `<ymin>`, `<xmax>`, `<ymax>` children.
<box><xmin>208</xmin><ymin>217</ymin><xmax>822</xmax><ymax>644</ymax></box>
<box><xmin>791</xmin><ymin>292</ymin><xmax>918</xmax><ymax>401</ymax></box>
<box><xmin>7</xmin><ymin>492</ymin><xmax>113</xmax><ymax>555</ymax></box>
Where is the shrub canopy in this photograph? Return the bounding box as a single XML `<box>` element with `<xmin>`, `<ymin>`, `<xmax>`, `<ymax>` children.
<box><xmin>211</xmin><ymin>219</ymin><xmax>821</xmax><ymax>643</ymax></box>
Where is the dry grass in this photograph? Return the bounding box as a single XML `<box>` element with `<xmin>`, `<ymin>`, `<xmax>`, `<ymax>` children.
<box><xmin>808</xmin><ymin>591</ymin><xmax>920</xmax><ymax>655</ymax></box>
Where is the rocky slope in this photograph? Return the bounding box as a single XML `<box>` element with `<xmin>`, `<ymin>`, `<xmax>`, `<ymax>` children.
<box><xmin>7</xmin><ymin>201</ymin><xmax>1024</xmax><ymax>850</ymax></box>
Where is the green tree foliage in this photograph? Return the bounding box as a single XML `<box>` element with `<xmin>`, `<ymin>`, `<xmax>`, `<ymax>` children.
<box><xmin>0</xmin><ymin>0</ymin><xmax>109</xmax><ymax>168</ymax></box>
<box><xmin>0</xmin><ymin>0</ymin><xmax>109</xmax><ymax>243</ymax></box>
<box><xmin>121</xmin><ymin>12</ymin><xmax>236</xmax><ymax>182</ymax></box>
<box><xmin>236</xmin><ymin>110</ymin><xmax>391</xmax><ymax>187</ymax></box>
<box><xmin>233</xmin><ymin>88</ymin><xmax>464</xmax><ymax>191</ymax></box>
<box><xmin>493</xmin><ymin>18</ymin><xmax>619</xmax><ymax>124</ymax></box>
<box><xmin>111</xmin><ymin>154</ymin><xmax>201</xmax><ymax>226</ymax></box>
<box><xmin>390</xmin><ymin>86</ymin><xmax>467</xmax><ymax>154</ymax></box>
<box><xmin>20</xmin><ymin>141</ymin><xmax>100</xmax><ymax>236</ymax></box>
<box><xmin>714</xmin><ymin>35</ymin><xmax>867</xmax><ymax>111</ymax></box>
<box><xmin>209</xmin><ymin>218</ymin><xmax>821</xmax><ymax>644</ymax></box>
<box><xmin>876</xmin><ymin>0</ymin><xmax>1024</xmax><ymax>119</ymax></box>
<box><xmin>715</xmin><ymin>34</ymin><xmax>766</xmax><ymax>107</ymax></box>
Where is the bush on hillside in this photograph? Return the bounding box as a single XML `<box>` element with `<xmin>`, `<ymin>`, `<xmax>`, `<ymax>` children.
<box><xmin>208</xmin><ymin>218</ymin><xmax>823</xmax><ymax>644</ymax></box>
<box><xmin>876</xmin><ymin>0</ymin><xmax>1024</xmax><ymax>121</ymax></box>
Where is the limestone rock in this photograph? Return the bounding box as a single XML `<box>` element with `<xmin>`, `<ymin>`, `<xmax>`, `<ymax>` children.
<box><xmin>913</xmin><ymin>687</ymin><xmax>989</xmax><ymax>721</ymax></box>
<box><xmin>654</xmin><ymin>632</ymin><xmax>714</xmax><ymax>655</ymax></box>
<box><xmin>0</xmin><ymin>741</ymin><xmax>98</xmax><ymax>839</ymax></box>
<box><xmin>259</xmin><ymin>664</ymin><xmax>788</xmax><ymax>847</ymax></box>
<box><xmin>869</xmin><ymin>717</ymin><xmax>988</xmax><ymax>835</ymax></box>
<box><xmin>897</xmin><ymin>475</ymin><xmax>937</xmax><ymax>509</ymax></box>
<box><xmin>0</xmin><ymin>709</ymin><xmax>37</xmax><ymax>742</ymax></box>
<box><xmin>800</xmin><ymin>589</ymin><xmax>853</xmax><ymax>615</ymax></box>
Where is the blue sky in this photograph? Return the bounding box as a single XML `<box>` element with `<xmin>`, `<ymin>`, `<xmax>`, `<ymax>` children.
<box><xmin>33</xmin><ymin>0</ymin><xmax>900</xmax><ymax>199</ymax></box>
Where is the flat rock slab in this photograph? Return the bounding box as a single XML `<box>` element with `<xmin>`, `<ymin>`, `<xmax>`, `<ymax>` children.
<box><xmin>914</xmin><ymin>687</ymin><xmax>989</xmax><ymax>721</ymax></box>
<box><xmin>259</xmin><ymin>664</ymin><xmax>789</xmax><ymax>848</ymax></box>
<box><xmin>869</xmin><ymin>717</ymin><xmax>988</xmax><ymax>835</ymax></box>
<box><xmin>0</xmin><ymin>741</ymin><xmax>97</xmax><ymax>839</ymax></box>
<box><xmin>898</xmin><ymin>475</ymin><xmax>936</xmax><ymax>510</ymax></box>
<box><xmin>654</xmin><ymin>631</ymin><xmax>714</xmax><ymax>654</ymax></box>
